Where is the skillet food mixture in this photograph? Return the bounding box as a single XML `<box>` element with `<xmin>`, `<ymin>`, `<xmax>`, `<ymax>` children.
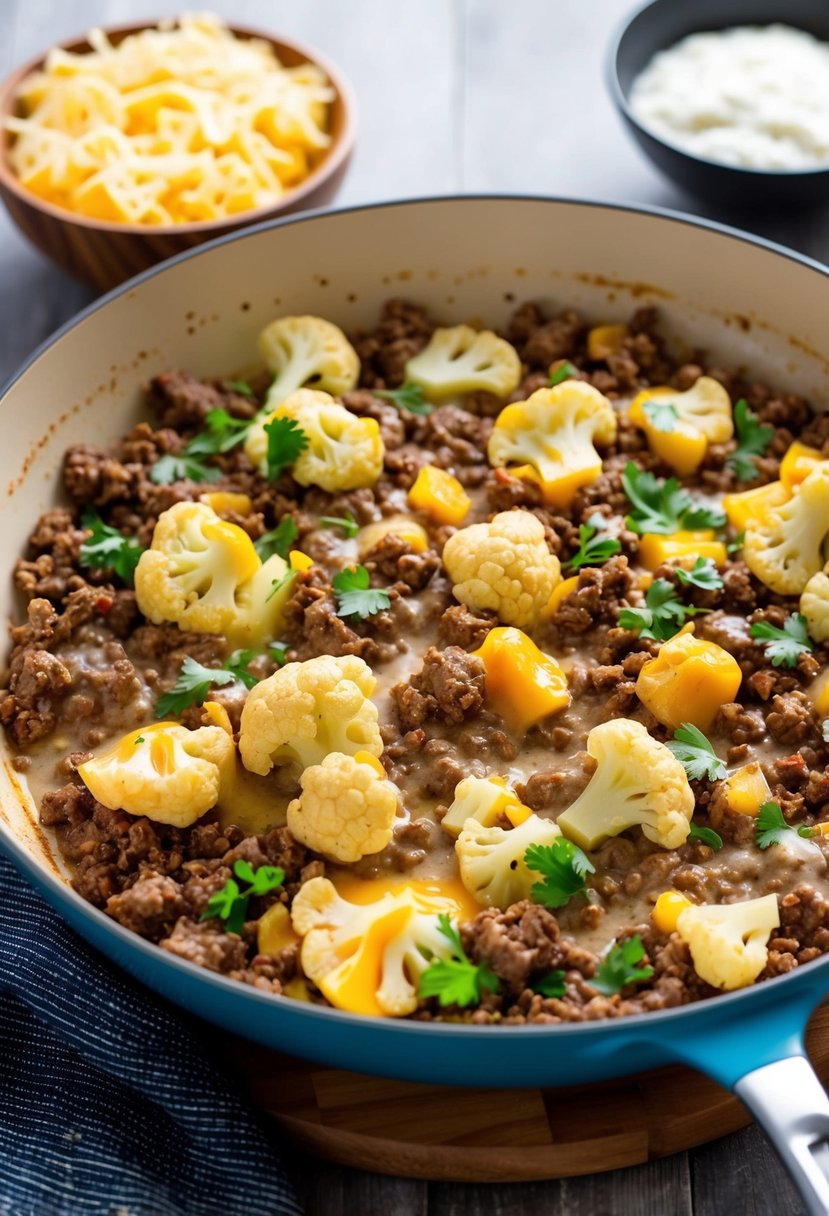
<box><xmin>4</xmin><ymin>299</ymin><xmax>829</xmax><ymax>1023</ymax></box>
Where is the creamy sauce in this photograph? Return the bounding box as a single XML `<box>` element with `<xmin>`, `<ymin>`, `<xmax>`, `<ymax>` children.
<box><xmin>630</xmin><ymin>25</ymin><xmax>829</xmax><ymax>171</ymax></box>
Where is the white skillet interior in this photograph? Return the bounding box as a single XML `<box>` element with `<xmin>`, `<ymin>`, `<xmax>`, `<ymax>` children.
<box><xmin>2</xmin><ymin>195</ymin><xmax>828</xmax><ymax>878</ymax></box>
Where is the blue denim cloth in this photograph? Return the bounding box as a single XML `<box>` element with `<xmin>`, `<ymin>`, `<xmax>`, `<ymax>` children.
<box><xmin>0</xmin><ymin>851</ymin><xmax>302</xmax><ymax>1216</ymax></box>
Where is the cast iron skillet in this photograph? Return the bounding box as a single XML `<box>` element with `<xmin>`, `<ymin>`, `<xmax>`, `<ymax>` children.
<box><xmin>2</xmin><ymin>197</ymin><xmax>829</xmax><ymax>1213</ymax></box>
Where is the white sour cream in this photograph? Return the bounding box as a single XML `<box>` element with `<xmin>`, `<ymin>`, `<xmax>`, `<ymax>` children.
<box><xmin>630</xmin><ymin>24</ymin><xmax>829</xmax><ymax>171</ymax></box>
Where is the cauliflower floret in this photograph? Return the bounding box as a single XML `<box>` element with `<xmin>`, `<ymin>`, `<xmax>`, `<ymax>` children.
<box><xmin>556</xmin><ymin>718</ymin><xmax>694</xmax><ymax>851</ymax></box>
<box><xmin>676</xmin><ymin>894</ymin><xmax>780</xmax><ymax>991</ymax></box>
<box><xmin>801</xmin><ymin>562</ymin><xmax>829</xmax><ymax>642</ymax></box>
<box><xmin>290</xmin><ymin>876</ymin><xmax>460</xmax><ymax>1017</ymax></box>
<box><xmin>630</xmin><ymin>377</ymin><xmax>734</xmax><ymax>443</ymax></box>
<box><xmin>455</xmin><ymin>812</ymin><xmax>562</xmax><ymax>908</ymax></box>
<box><xmin>134</xmin><ymin>501</ymin><xmax>293</xmax><ymax>644</ymax></box>
<box><xmin>404</xmin><ymin>325</ymin><xmax>521</xmax><ymax>401</ymax></box>
<box><xmin>442</xmin><ymin>509</ymin><xmax>561</xmax><ymax>629</ymax></box>
<box><xmin>239</xmin><ymin>654</ymin><xmax>382</xmax><ymax>776</ymax></box>
<box><xmin>258</xmin><ymin>315</ymin><xmax>360</xmax><ymax>408</ymax></box>
<box><xmin>244</xmin><ymin>388</ymin><xmax>383</xmax><ymax>492</ymax></box>
<box><xmin>78</xmin><ymin>721</ymin><xmax>234</xmax><ymax>828</ymax></box>
<box><xmin>287</xmin><ymin>751</ymin><xmax>399</xmax><ymax>862</ymax></box>
<box><xmin>441</xmin><ymin>774</ymin><xmax>531</xmax><ymax>838</ymax></box>
<box><xmin>487</xmin><ymin>382</ymin><xmax>618</xmax><ymax>507</ymax></box>
<box><xmin>743</xmin><ymin>464</ymin><xmax>829</xmax><ymax>595</ymax></box>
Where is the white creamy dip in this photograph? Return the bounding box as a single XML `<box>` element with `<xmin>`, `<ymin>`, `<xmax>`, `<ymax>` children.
<box><xmin>630</xmin><ymin>24</ymin><xmax>829</xmax><ymax>171</ymax></box>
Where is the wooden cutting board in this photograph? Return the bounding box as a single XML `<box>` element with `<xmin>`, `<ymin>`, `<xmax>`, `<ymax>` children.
<box><xmin>230</xmin><ymin>1004</ymin><xmax>829</xmax><ymax>1182</ymax></box>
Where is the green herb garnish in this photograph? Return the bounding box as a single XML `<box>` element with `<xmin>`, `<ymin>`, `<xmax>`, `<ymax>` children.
<box><xmin>269</xmin><ymin>641</ymin><xmax>290</xmax><ymax>666</ymax></box>
<box><xmin>532</xmin><ymin>970</ymin><xmax>567</xmax><ymax>999</ymax></box>
<box><xmin>642</xmin><ymin>400</ymin><xmax>678</xmax><ymax>432</ymax></box>
<box><xmin>155</xmin><ymin>650</ymin><xmax>258</xmax><ymax>717</ymax></box>
<box><xmin>254</xmin><ymin>517</ymin><xmax>298</xmax><ymax>561</ymax></box>
<box><xmin>201</xmin><ymin>859</ymin><xmax>285</xmax><ymax>935</ymax></box>
<box><xmin>134</xmin><ymin>736</ymin><xmax>145</xmax><ymax>745</ymax></box>
<box><xmin>756</xmin><ymin>801</ymin><xmax>793</xmax><ymax>850</ymax></box>
<box><xmin>524</xmin><ymin>838</ymin><xmax>596</xmax><ymax>909</ymax></box>
<box><xmin>375</xmin><ymin>383</ymin><xmax>432</xmax><ymax>416</ymax></box>
<box><xmin>668</xmin><ymin>723</ymin><xmax>728</xmax><ymax>782</ymax></box>
<box><xmin>688</xmin><ymin>823</ymin><xmax>724</xmax><ymax>851</ymax></box>
<box><xmin>592</xmin><ymin>935</ymin><xmax>654</xmax><ymax>996</ymax></box>
<box><xmin>150</xmin><ymin>452</ymin><xmax>222</xmax><ymax>486</ymax></box>
<box><xmin>727</xmin><ymin>531</ymin><xmax>745</xmax><ymax>556</ymax></box>
<box><xmin>564</xmin><ymin>521</ymin><xmax>622</xmax><ymax>572</ymax></box>
<box><xmin>674</xmin><ymin>557</ymin><xmax>724</xmax><ymax>592</ymax></box>
<box><xmin>186</xmin><ymin>408</ymin><xmax>251</xmax><ymax>457</ymax></box>
<box><xmin>79</xmin><ymin>510</ymin><xmax>145</xmax><ymax>584</ymax></box>
<box><xmin>618</xmin><ymin>579</ymin><xmax>710</xmax><ymax>642</ymax></box>
<box><xmin>265</xmin><ymin>570</ymin><xmax>295</xmax><ymax>603</ymax></box>
<box><xmin>418</xmin><ymin>913</ymin><xmax>500</xmax><ymax>1007</ymax></box>
<box><xmin>264</xmin><ymin>416</ymin><xmax>309</xmax><ymax>482</ymax></box>
<box><xmin>226</xmin><ymin>379</ymin><xmax>253</xmax><ymax>397</ymax></box>
<box><xmin>549</xmin><ymin>360</ymin><xmax>579</xmax><ymax>387</ymax></box>
<box><xmin>320</xmin><ymin>512</ymin><xmax>359</xmax><ymax>539</ymax></box>
<box><xmin>622</xmin><ymin>463</ymin><xmax>726</xmax><ymax>536</ymax></box>
<box><xmin>728</xmin><ymin>399</ymin><xmax>774</xmax><ymax>482</ymax></box>
<box><xmin>750</xmin><ymin>613</ymin><xmax>813</xmax><ymax>668</ymax></box>
<box><xmin>332</xmin><ymin>565</ymin><xmax>391</xmax><ymax>619</ymax></box>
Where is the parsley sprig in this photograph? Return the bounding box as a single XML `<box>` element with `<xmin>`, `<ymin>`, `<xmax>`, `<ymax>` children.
<box><xmin>418</xmin><ymin>914</ymin><xmax>499</xmax><ymax>1007</ymax></box>
<box><xmin>264</xmin><ymin>416</ymin><xmax>309</xmax><ymax>482</ymax></box>
<box><xmin>524</xmin><ymin>838</ymin><xmax>596</xmax><ymax>909</ymax></box>
<box><xmin>79</xmin><ymin>511</ymin><xmax>145</xmax><ymax>584</ymax></box>
<box><xmin>225</xmin><ymin>379</ymin><xmax>253</xmax><ymax>397</ymax></box>
<box><xmin>375</xmin><ymin>383</ymin><xmax>432</xmax><ymax>416</ymax></box>
<box><xmin>756</xmin><ymin>801</ymin><xmax>795</xmax><ymax>850</ymax></box>
<box><xmin>201</xmin><ymin>860</ymin><xmax>285</xmax><ymax>935</ymax></box>
<box><xmin>156</xmin><ymin>651</ymin><xmax>258</xmax><ymax>717</ymax></box>
<box><xmin>750</xmin><ymin>613</ymin><xmax>813</xmax><ymax>668</ymax></box>
<box><xmin>532</xmin><ymin>970</ymin><xmax>567</xmax><ymax>999</ymax></box>
<box><xmin>549</xmin><ymin>360</ymin><xmax>579</xmax><ymax>387</ymax></box>
<box><xmin>592</xmin><ymin>935</ymin><xmax>654</xmax><ymax>996</ymax></box>
<box><xmin>668</xmin><ymin>723</ymin><xmax>728</xmax><ymax>782</ymax></box>
<box><xmin>320</xmin><ymin>512</ymin><xmax>359</xmax><ymax>538</ymax></box>
<box><xmin>728</xmin><ymin>399</ymin><xmax>774</xmax><ymax>482</ymax></box>
<box><xmin>618</xmin><ymin>579</ymin><xmax>710</xmax><ymax>641</ymax></box>
<box><xmin>622</xmin><ymin>463</ymin><xmax>726</xmax><ymax>536</ymax></box>
<box><xmin>674</xmin><ymin>557</ymin><xmax>724</xmax><ymax>592</ymax></box>
<box><xmin>564</xmin><ymin>521</ymin><xmax>622</xmax><ymax>572</ymax></box>
<box><xmin>332</xmin><ymin>565</ymin><xmax>391</xmax><ymax>619</ymax></box>
<box><xmin>254</xmin><ymin>517</ymin><xmax>298</xmax><ymax>561</ymax></box>
<box><xmin>688</xmin><ymin>823</ymin><xmax>724</xmax><ymax>851</ymax></box>
<box><xmin>151</xmin><ymin>408</ymin><xmax>252</xmax><ymax>485</ymax></box>
<box><xmin>643</xmin><ymin>400</ymin><xmax>678</xmax><ymax>432</ymax></box>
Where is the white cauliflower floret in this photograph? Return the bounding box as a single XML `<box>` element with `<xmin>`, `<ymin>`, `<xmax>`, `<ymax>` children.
<box><xmin>631</xmin><ymin>377</ymin><xmax>734</xmax><ymax>443</ymax></box>
<box><xmin>404</xmin><ymin>325</ymin><xmax>522</xmax><ymax>400</ymax></box>
<box><xmin>290</xmin><ymin>876</ymin><xmax>457</xmax><ymax>1017</ymax></box>
<box><xmin>238</xmin><ymin>654</ymin><xmax>382</xmax><ymax>776</ymax></box>
<box><xmin>442</xmin><ymin>509</ymin><xmax>561</xmax><ymax>628</ymax></box>
<box><xmin>455</xmin><ymin>812</ymin><xmax>561</xmax><ymax>908</ymax></box>
<box><xmin>134</xmin><ymin>501</ymin><xmax>292</xmax><ymax>644</ymax></box>
<box><xmin>244</xmin><ymin>388</ymin><xmax>383</xmax><ymax>491</ymax></box>
<box><xmin>258</xmin><ymin>315</ymin><xmax>360</xmax><ymax>408</ymax></box>
<box><xmin>487</xmin><ymin>382</ymin><xmax>618</xmax><ymax>507</ymax></box>
<box><xmin>676</xmin><ymin>894</ymin><xmax>780</xmax><ymax>991</ymax></box>
<box><xmin>441</xmin><ymin>775</ymin><xmax>531</xmax><ymax>838</ymax></box>
<box><xmin>801</xmin><ymin>563</ymin><xmax>829</xmax><ymax>642</ymax></box>
<box><xmin>556</xmin><ymin>718</ymin><xmax>694</xmax><ymax>851</ymax></box>
<box><xmin>743</xmin><ymin>464</ymin><xmax>829</xmax><ymax>595</ymax></box>
<box><xmin>78</xmin><ymin>721</ymin><xmax>234</xmax><ymax>828</ymax></box>
<box><xmin>287</xmin><ymin>751</ymin><xmax>399</xmax><ymax>862</ymax></box>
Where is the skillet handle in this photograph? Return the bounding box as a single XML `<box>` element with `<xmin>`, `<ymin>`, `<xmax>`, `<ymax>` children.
<box><xmin>735</xmin><ymin>1057</ymin><xmax>829</xmax><ymax>1216</ymax></box>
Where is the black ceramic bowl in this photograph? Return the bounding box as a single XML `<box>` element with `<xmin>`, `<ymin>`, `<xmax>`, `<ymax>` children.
<box><xmin>608</xmin><ymin>0</ymin><xmax>829</xmax><ymax>209</ymax></box>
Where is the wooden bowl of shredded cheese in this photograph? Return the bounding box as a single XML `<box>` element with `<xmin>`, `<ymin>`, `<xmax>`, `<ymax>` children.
<box><xmin>0</xmin><ymin>14</ymin><xmax>356</xmax><ymax>291</ymax></box>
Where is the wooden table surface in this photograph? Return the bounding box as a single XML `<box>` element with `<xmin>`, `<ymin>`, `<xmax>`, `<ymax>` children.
<box><xmin>1</xmin><ymin>1</ymin><xmax>825</xmax><ymax>1212</ymax></box>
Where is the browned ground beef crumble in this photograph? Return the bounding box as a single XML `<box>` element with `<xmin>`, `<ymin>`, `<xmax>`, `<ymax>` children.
<box><xmin>3</xmin><ymin>297</ymin><xmax>829</xmax><ymax>1024</ymax></box>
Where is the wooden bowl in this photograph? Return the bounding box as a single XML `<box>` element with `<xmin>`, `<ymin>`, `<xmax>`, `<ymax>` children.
<box><xmin>0</xmin><ymin>21</ymin><xmax>356</xmax><ymax>292</ymax></box>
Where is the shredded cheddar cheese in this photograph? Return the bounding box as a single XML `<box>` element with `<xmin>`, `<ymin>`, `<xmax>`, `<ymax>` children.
<box><xmin>5</xmin><ymin>13</ymin><xmax>334</xmax><ymax>225</ymax></box>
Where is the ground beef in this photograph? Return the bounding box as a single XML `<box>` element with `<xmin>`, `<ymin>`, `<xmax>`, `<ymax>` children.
<box><xmin>160</xmin><ymin>918</ymin><xmax>250</xmax><ymax>973</ymax></box>
<box><xmin>353</xmin><ymin>298</ymin><xmax>433</xmax><ymax>387</ymax></box>
<box><xmin>437</xmin><ymin>603</ymin><xmax>497</xmax><ymax>650</ymax></box>
<box><xmin>391</xmin><ymin>646</ymin><xmax>486</xmax><ymax>730</ymax></box>
<box><xmin>363</xmin><ymin>533</ymin><xmax>441</xmax><ymax>592</ymax></box>
<box><xmin>548</xmin><ymin>555</ymin><xmax>633</xmax><ymax>635</ymax></box>
<box><xmin>106</xmin><ymin>873</ymin><xmax>188</xmax><ymax>937</ymax></box>
<box><xmin>148</xmin><ymin>370</ymin><xmax>257</xmax><ymax>430</ymax></box>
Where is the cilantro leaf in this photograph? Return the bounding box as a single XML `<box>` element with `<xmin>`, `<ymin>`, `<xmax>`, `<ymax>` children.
<box><xmin>79</xmin><ymin>511</ymin><xmax>145</xmax><ymax>584</ymax></box>
<box><xmin>618</xmin><ymin>578</ymin><xmax>709</xmax><ymax>642</ymax></box>
<box><xmin>375</xmin><ymin>383</ymin><xmax>432</xmax><ymax>416</ymax></box>
<box><xmin>254</xmin><ymin>517</ymin><xmax>298</xmax><ymax>561</ymax></box>
<box><xmin>418</xmin><ymin>913</ymin><xmax>500</xmax><ymax>1007</ymax></box>
<box><xmin>201</xmin><ymin>860</ymin><xmax>284</xmax><ymax>936</ymax></box>
<box><xmin>225</xmin><ymin>379</ymin><xmax>253</xmax><ymax>397</ymax></box>
<box><xmin>265</xmin><ymin>570</ymin><xmax>295</xmax><ymax>603</ymax></box>
<box><xmin>688</xmin><ymin>823</ymin><xmax>724</xmax><ymax>851</ymax></box>
<box><xmin>728</xmin><ymin>399</ymin><xmax>774</xmax><ymax>482</ymax></box>
<box><xmin>750</xmin><ymin>613</ymin><xmax>813</xmax><ymax>668</ymax></box>
<box><xmin>549</xmin><ymin>360</ymin><xmax>579</xmax><ymax>387</ymax></box>
<box><xmin>756</xmin><ymin>801</ymin><xmax>792</xmax><ymax>850</ymax></box>
<box><xmin>564</xmin><ymin>522</ymin><xmax>622</xmax><ymax>572</ymax></box>
<box><xmin>155</xmin><ymin>651</ymin><xmax>257</xmax><ymax>717</ymax></box>
<box><xmin>532</xmin><ymin>970</ymin><xmax>567</xmax><ymax>998</ymax></box>
<box><xmin>642</xmin><ymin>400</ymin><xmax>678</xmax><ymax>432</ymax></box>
<box><xmin>150</xmin><ymin>452</ymin><xmax>222</xmax><ymax>486</ymax></box>
<box><xmin>592</xmin><ymin>935</ymin><xmax>654</xmax><ymax>996</ymax></box>
<box><xmin>674</xmin><ymin>557</ymin><xmax>724</xmax><ymax>592</ymax></box>
<box><xmin>524</xmin><ymin>838</ymin><xmax>596</xmax><ymax>909</ymax></box>
<box><xmin>332</xmin><ymin>565</ymin><xmax>391</xmax><ymax>619</ymax></box>
<box><xmin>668</xmin><ymin>723</ymin><xmax>728</xmax><ymax>782</ymax></box>
<box><xmin>269</xmin><ymin>641</ymin><xmax>290</xmax><ymax>666</ymax></box>
<box><xmin>319</xmin><ymin>512</ymin><xmax>359</xmax><ymax>538</ymax></box>
<box><xmin>727</xmin><ymin>531</ymin><xmax>745</xmax><ymax>556</ymax></box>
<box><xmin>264</xmin><ymin>416</ymin><xmax>309</xmax><ymax>482</ymax></box>
<box><xmin>186</xmin><ymin>408</ymin><xmax>251</xmax><ymax>457</ymax></box>
<box><xmin>622</xmin><ymin>463</ymin><xmax>726</xmax><ymax>535</ymax></box>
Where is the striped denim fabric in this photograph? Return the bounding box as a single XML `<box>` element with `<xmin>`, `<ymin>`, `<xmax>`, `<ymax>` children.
<box><xmin>0</xmin><ymin>851</ymin><xmax>302</xmax><ymax>1216</ymax></box>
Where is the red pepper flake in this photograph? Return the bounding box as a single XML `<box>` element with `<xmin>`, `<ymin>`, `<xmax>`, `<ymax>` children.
<box><xmin>94</xmin><ymin>594</ymin><xmax>114</xmax><ymax>614</ymax></box>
